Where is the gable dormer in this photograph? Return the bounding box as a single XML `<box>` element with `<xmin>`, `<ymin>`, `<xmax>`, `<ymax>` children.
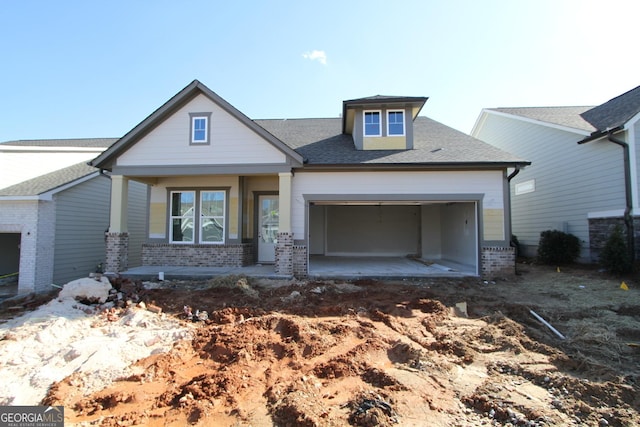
<box><xmin>342</xmin><ymin>95</ymin><xmax>427</xmax><ymax>150</ymax></box>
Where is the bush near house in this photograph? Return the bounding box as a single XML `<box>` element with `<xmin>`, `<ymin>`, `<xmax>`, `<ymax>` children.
<box><xmin>537</xmin><ymin>230</ymin><xmax>581</xmax><ymax>265</ymax></box>
<box><xmin>599</xmin><ymin>225</ymin><xmax>632</xmax><ymax>275</ymax></box>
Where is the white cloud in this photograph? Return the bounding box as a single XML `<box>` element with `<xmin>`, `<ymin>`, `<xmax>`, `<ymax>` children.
<box><xmin>302</xmin><ymin>50</ymin><xmax>327</xmax><ymax>65</ymax></box>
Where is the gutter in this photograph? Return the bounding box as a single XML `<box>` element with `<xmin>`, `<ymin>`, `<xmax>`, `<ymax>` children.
<box><xmin>507</xmin><ymin>165</ymin><xmax>521</xmax><ymax>182</ymax></box>
<box><xmin>578</xmin><ymin>127</ymin><xmax>634</xmax><ymax>262</ymax></box>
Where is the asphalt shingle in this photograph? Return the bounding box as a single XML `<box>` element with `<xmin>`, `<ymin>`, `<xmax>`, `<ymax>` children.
<box><xmin>580</xmin><ymin>85</ymin><xmax>640</xmax><ymax>131</ymax></box>
<box><xmin>486</xmin><ymin>106</ymin><xmax>596</xmax><ymax>132</ymax></box>
<box><xmin>0</xmin><ymin>162</ymin><xmax>100</xmax><ymax>196</ymax></box>
<box><xmin>256</xmin><ymin>116</ymin><xmax>527</xmax><ymax>166</ymax></box>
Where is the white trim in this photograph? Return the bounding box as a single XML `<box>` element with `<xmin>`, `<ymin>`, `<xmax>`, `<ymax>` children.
<box><xmin>0</xmin><ymin>146</ymin><xmax>104</xmax><ymax>153</ymax></box>
<box><xmin>363</xmin><ymin>110</ymin><xmax>382</xmax><ymax>137</ymax></box>
<box><xmin>198</xmin><ymin>190</ymin><xmax>226</xmax><ymax>244</ymax></box>
<box><xmin>626</xmin><ymin>119</ymin><xmax>640</xmax><ymax>211</ymax></box>
<box><xmin>0</xmin><ymin>195</ymin><xmax>41</xmax><ymax>201</ymax></box>
<box><xmin>191</xmin><ymin>115</ymin><xmax>209</xmax><ymax>144</ymax></box>
<box><xmin>587</xmin><ymin>209</ymin><xmax>626</xmax><ymax>219</ymax></box>
<box><xmin>514</xmin><ymin>179</ymin><xmax>535</xmax><ymax>195</ymax></box>
<box><xmin>387</xmin><ymin>109</ymin><xmax>405</xmax><ymax>136</ymax></box>
<box><xmin>169</xmin><ymin>190</ymin><xmax>196</xmax><ymax>243</ymax></box>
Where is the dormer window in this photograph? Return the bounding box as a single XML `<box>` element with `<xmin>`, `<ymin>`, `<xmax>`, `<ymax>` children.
<box><xmin>364</xmin><ymin>110</ymin><xmax>381</xmax><ymax>136</ymax></box>
<box><xmin>388</xmin><ymin>110</ymin><xmax>405</xmax><ymax>136</ymax></box>
<box><xmin>189</xmin><ymin>112</ymin><xmax>212</xmax><ymax>144</ymax></box>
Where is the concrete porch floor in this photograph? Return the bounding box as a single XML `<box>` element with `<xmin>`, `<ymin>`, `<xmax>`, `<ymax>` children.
<box><xmin>118</xmin><ymin>256</ymin><xmax>476</xmax><ymax>282</ymax></box>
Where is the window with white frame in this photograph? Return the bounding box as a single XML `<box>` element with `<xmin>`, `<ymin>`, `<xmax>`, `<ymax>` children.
<box><xmin>170</xmin><ymin>191</ymin><xmax>195</xmax><ymax>243</ymax></box>
<box><xmin>200</xmin><ymin>190</ymin><xmax>225</xmax><ymax>243</ymax></box>
<box><xmin>170</xmin><ymin>190</ymin><xmax>225</xmax><ymax>243</ymax></box>
<box><xmin>387</xmin><ymin>110</ymin><xmax>405</xmax><ymax>136</ymax></box>
<box><xmin>364</xmin><ymin>110</ymin><xmax>381</xmax><ymax>136</ymax></box>
<box><xmin>189</xmin><ymin>112</ymin><xmax>211</xmax><ymax>144</ymax></box>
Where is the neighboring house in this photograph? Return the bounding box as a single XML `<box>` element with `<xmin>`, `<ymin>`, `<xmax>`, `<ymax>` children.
<box><xmin>0</xmin><ymin>139</ymin><xmax>148</xmax><ymax>294</ymax></box>
<box><xmin>0</xmin><ymin>138</ymin><xmax>116</xmax><ymax>189</ymax></box>
<box><xmin>471</xmin><ymin>85</ymin><xmax>640</xmax><ymax>262</ymax></box>
<box><xmin>90</xmin><ymin>80</ymin><xmax>530</xmax><ymax>279</ymax></box>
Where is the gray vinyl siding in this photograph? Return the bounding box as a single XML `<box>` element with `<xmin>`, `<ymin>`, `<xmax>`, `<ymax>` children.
<box><xmin>475</xmin><ymin>113</ymin><xmax>626</xmax><ymax>261</ymax></box>
<box><xmin>53</xmin><ymin>175</ymin><xmax>111</xmax><ymax>284</ymax></box>
<box><xmin>126</xmin><ymin>180</ymin><xmax>149</xmax><ymax>267</ymax></box>
<box><xmin>52</xmin><ymin>176</ymin><xmax>149</xmax><ymax>283</ymax></box>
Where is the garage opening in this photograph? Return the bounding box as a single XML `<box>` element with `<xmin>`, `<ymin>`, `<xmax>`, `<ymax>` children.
<box><xmin>0</xmin><ymin>233</ymin><xmax>20</xmax><ymax>299</ymax></box>
<box><xmin>308</xmin><ymin>201</ymin><xmax>478</xmax><ymax>277</ymax></box>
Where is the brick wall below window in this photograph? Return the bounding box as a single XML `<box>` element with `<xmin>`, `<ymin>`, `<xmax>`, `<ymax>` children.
<box><xmin>142</xmin><ymin>243</ymin><xmax>254</xmax><ymax>267</ymax></box>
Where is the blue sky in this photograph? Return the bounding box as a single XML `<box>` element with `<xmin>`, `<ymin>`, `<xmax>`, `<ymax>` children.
<box><xmin>1</xmin><ymin>0</ymin><xmax>638</xmax><ymax>141</ymax></box>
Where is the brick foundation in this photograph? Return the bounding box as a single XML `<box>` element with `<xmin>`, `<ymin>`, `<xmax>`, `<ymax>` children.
<box><xmin>106</xmin><ymin>232</ymin><xmax>129</xmax><ymax>273</ymax></box>
<box><xmin>588</xmin><ymin>216</ymin><xmax>640</xmax><ymax>262</ymax></box>
<box><xmin>275</xmin><ymin>232</ymin><xmax>294</xmax><ymax>276</ymax></box>
<box><xmin>293</xmin><ymin>245</ymin><xmax>308</xmax><ymax>278</ymax></box>
<box><xmin>481</xmin><ymin>246</ymin><xmax>516</xmax><ymax>278</ymax></box>
<box><xmin>142</xmin><ymin>243</ymin><xmax>254</xmax><ymax>267</ymax></box>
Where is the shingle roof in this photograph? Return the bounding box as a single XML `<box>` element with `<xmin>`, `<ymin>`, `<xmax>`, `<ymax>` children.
<box><xmin>487</xmin><ymin>107</ymin><xmax>596</xmax><ymax>132</ymax></box>
<box><xmin>256</xmin><ymin>116</ymin><xmax>528</xmax><ymax>166</ymax></box>
<box><xmin>580</xmin><ymin>85</ymin><xmax>640</xmax><ymax>131</ymax></box>
<box><xmin>0</xmin><ymin>162</ymin><xmax>100</xmax><ymax>196</ymax></box>
<box><xmin>0</xmin><ymin>138</ymin><xmax>117</xmax><ymax>148</ymax></box>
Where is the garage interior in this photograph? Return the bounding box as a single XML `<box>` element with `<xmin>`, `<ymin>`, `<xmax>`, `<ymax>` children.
<box><xmin>308</xmin><ymin>201</ymin><xmax>478</xmax><ymax>277</ymax></box>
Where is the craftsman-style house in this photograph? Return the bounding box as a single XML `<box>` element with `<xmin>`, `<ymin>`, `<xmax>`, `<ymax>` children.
<box><xmin>90</xmin><ymin>80</ymin><xmax>529</xmax><ymax>279</ymax></box>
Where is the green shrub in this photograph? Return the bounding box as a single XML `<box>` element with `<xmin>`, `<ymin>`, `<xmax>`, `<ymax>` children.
<box><xmin>537</xmin><ymin>230</ymin><xmax>580</xmax><ymax>265</ymax></box>
<box><xmin>599</xmin><ymin>225</ymin><xmax>632</xmax><ymax>275</ymax></box>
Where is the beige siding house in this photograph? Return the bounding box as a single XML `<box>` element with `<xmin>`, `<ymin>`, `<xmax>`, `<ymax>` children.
<box><xmin>91</xmin><ymin>80</ymin><xmax>530</xmax><ymax>279</ymax></box>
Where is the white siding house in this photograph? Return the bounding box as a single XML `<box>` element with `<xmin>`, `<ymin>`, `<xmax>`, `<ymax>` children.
<box><xmin>472</xmin><ymin>85</ymin><xmax>640</xmax><ymax>262</ymax></box>
<box><xmin>0</xmin><ymin>139</ymin><xmax>148</xmax><ymax>295</ymax></box>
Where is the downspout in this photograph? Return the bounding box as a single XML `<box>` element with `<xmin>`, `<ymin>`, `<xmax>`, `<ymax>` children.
<box><xmin>506</xmin><ymin>164</ymin><xmax>521</xmax><ymax>254</ymax></box>
<box><xmin>507</xmin><ymin>165</ymin><xmax>521</xmax><ymax>182</ymax></box>
<box><xmin>608</xmin><ymin>134</ymin><xmax>635</xmax><ymax>262</ymax></box>
<box><xmin>578</xmin><ymin>128</ymin><xmax>634</xmax><ymax>262</ymax></box>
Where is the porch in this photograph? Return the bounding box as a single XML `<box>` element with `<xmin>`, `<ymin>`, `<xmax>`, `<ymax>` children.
<box><xmin>118</xmin><ymin>256</ymin><xmax>475</xmax><ymax>282</ymax></box>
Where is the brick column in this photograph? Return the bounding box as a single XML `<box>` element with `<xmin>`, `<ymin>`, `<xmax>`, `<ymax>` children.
<box><xmin>481</xmin><ymin>246</ymin><xmax>515</xmax><ymax>279</ymax></box>
<box><xmin>293</xmin><ymin>245</ymin><xmax>308</xmax><ymax>278</ymax></box>
<box><xmin>105</xmin><ymin>232</ymin><xmax>129</xmax><ymax>273</ymax></box>
<box><xmin>275</xmin><ymin>232</ymin><xmax>293</xmax><ymax>276</ymax></box>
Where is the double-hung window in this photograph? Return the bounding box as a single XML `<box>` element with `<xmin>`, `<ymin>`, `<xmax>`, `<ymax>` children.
<box><xmin>170</xmin><ymin>190</ymin><xmax>225</xmax><ymax>244</ymax></box>
<box><xmin>189</xmin><ymin>112</ymin><xmax>211</xmax><ymax>144</ymax></box>
<box><xmin>200</xmin><ymin>191</ymin><xmax>225</xmax><ymax>243</ymax></box>
<box><xmin>364</xmin><ymin>110</ymin><xmax>381</xmax><ymax>136</ymax></box>
<box><xmin>170</xmin><ymin>191</ymin><xmax>195</xmax><ymax>243</ymax></box>
<box><xmin>387</xmin><ymin>110</ymin><xmax>405</xmax><ymax>136</ymax></box>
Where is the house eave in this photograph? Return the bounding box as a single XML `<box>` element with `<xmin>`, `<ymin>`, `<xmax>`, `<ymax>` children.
<box><xmin>294</xmin><ymin>161</ymin><xmax>530</xmax><ymax>173</ymax></box>
<box><xmin>111</xmin><ymin>163</ymin><xmax>297</xmax><ymax>177</ymax></box>
<box><xmin>473</xmin><ymin>109</ymin><xmax>595</xmax><ymax>137</ymax></box>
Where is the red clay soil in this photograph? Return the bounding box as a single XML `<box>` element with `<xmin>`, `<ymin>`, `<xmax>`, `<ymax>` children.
<box><xmin>40</xmin><ymin>265</ymin><xmax>640</xmax><ymax>426</ymax></box>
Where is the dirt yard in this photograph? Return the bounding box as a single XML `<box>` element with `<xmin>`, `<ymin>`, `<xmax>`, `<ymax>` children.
<box><xmin>2</xmin><ymin>262</ymin><xmax>639</xmax><ymax>426</ymax></box>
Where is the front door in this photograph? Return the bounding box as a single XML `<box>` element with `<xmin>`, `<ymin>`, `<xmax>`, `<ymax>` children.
<box><xmin>258</xmin><ymin>195</ymin><xmax>279</xmax><ymax>263</ymax></box>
